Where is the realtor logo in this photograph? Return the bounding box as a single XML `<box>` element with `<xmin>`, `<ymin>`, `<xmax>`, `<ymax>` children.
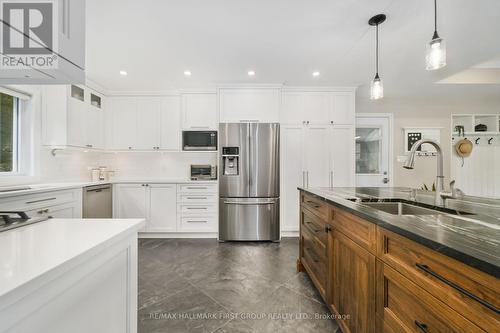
<box><xmin>0</xmin><ymin>0</ymin><xmax>58</xmax><ymax>69</ymax></box>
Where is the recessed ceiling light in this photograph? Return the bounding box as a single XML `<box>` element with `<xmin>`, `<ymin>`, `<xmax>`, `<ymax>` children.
<box><xmin>312</xmin><ymin>71</ymin><xmax>320</xmax><ymax>77</ymax></box>
<box><xmin>184</xmin><ymin>70</ymin><xmax>192</xmax><ymax>77</ymax></box>
<box><xmin>119</xmin><ymin>70</ymin><xmax>127</xmax><ymax>76</ymax></box>
<box><xmin>248</xmin><ymin>70</ymin><xmax>256</xmax><ymax>76</ymax></box>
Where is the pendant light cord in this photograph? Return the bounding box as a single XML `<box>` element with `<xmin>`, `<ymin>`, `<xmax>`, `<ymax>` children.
<box><xmin>434</xmin><ymin>0</ymin><xmax>437</xmax><ymax>33</ymax></box>
<box><xmin>376</xmin><ymin>23</ymin><xmax>379</xmax><ymax>76</ymax></box>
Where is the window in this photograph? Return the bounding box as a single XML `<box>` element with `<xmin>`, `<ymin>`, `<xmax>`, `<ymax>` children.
<box><xmin>0</xmin><ymin>92</ymin><xmax>19</xmax><ymax>173</ymax></box>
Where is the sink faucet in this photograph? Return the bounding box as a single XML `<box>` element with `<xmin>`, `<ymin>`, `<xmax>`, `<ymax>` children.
<box><xmin>403</xmin><ymin>139</ymin><xmax>463</xmax><ymax>206</ymax></box>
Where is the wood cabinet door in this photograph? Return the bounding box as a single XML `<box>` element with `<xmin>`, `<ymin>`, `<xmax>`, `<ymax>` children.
<box><xmin>160</xmin><ymin>96</ymin><xmax>181</xmax><ymax>150</ymax></box>
<box><xmin>148</xmin><ymin>184</ymin><xmax>177</xmax><ymax>232</ymax></box>
<box><xmin>332</xmin><ymin>230</ymin><xmax>376</xmax><ymax>333</ymax></box>
<box><xmin>182</xmin><ymin>93</ymin><xmax>217</xmax><ymax>130</ymax></box>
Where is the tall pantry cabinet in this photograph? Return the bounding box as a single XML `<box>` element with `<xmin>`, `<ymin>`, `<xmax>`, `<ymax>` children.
<box><xmin>280</xmin><ymin>88</ymin><xmax>356</xmax><ymax>234</ymax></box>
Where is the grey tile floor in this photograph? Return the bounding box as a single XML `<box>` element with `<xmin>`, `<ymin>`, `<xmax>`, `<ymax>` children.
<box><xmin>138</xmin><ymin>238</ymin><xmax>341</xmax><ymax>333</ymax></box>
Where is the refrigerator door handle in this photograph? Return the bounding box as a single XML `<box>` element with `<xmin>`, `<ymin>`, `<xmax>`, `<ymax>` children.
<box><xmin>306</xmin><ymin>171</ymin><xmax>309</xmax><ymax>187</ymax></box>
<box><xmin>302</xmin><ymin>171</ymin><xmax>306</xmax><ymax>187</ymax></box>
<box><xmin>223</xmin><ymin>201</ymin><xmax>275</xmax><ymax>205</ymax></box>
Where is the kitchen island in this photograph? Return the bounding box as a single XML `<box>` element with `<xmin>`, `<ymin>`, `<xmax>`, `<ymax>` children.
<box><xmin>0</xmin><ymin>218</ymin><xmax>145</xmax><ymax>333</ymax></box>
<box><xmin>297</xmin><ymin>187</ymin><xmax>500</xmax><ymax>333</ymax></box>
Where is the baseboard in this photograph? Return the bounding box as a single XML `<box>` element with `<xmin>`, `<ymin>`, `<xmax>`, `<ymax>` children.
<box><xmin>139</xmin><ymin>232</ymin><xmax>218</xmax><ymax>239</ymax></box>
<box><xmin>281</xmin><ymin>230</ymin><xmax>299</xmax><ymax>237</ymax></box>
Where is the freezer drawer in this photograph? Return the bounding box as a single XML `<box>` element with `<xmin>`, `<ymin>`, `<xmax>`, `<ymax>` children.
<box><xmin>219</xmin><ymin>198</ymin><xmax>279</xmax><ymax>241</ymax></box>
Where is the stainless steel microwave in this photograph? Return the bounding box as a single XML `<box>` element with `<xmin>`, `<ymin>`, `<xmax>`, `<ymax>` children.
<box><xmin>182</xmin><ymin>131</ymin><xmax>217</xmax><ymax>151</ymax></box>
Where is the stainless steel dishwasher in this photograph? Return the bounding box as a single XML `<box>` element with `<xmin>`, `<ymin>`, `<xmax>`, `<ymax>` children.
<box><xmin>83</xmin><ymin>184</ymin><xmax>112</xmax><ymax>218</ymax></box>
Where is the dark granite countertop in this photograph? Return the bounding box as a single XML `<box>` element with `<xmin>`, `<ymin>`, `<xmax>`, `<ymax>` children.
<box><xmin>298</xmin><ymin>187</ymin><xmax>500</xmax><ymax>278</ymax></box>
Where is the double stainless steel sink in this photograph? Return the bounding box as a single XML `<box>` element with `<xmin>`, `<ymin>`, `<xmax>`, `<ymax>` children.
<box><xmin>348</xmin><ymin>198</ymin><xmax>475</xmax><ymax>217</ymax></box>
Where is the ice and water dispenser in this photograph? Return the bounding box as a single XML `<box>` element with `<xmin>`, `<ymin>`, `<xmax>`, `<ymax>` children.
<box><xmin>222</xmin><ymin>147</ymin><xmax>239</xmax><ymax>176</ymax></box>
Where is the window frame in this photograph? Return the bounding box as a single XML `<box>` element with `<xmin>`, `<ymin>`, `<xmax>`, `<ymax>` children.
<box><xmin>0</xmin><ymin>93</ymin><xmax>21</xmax><ymax>175</ymax></box>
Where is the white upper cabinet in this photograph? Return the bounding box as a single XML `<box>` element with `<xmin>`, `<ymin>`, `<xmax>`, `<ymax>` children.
<box><xmin>108</xmin><ymin>96</ymin><xmax>181</xmax><ymax>151</ymax></box>
<box><xmin>160</xmin><ymin>96</ymin><xmax>181</xmax><ymax>150</ymax></box>
<box><xmin>42</xmin><ymin>85</ymin><xmax>105</xmax><ymax>149</ymax></box>
<box><xmin>281</xmin><ymin>89</ymin><xmax>355</xmax><ymax>125</ymax></box>
<box><xmin>109</xmin><ymin>97</ymin><xmax>138</xmax><ymax>150</ymax></box>
<box><xmin>136</xmin><ymin>98</ymin><xmax>161</xmax><ymax>150</ymax></box>
<box><xmin>281</xmin><ymin>91</ymin><xmax>332</xmax><ymax>124</ymax></box>
<box><xmin>219</xmin><ymin>88</ymin><xmax>281</xmax><ymax>123</ymax></box>
<box><xmin>182</xmin><ymin>93</ymin><xmax>218</xmax><ymax>130</ymax></box>
<box><xmin>331</xmin><ymin>92</ymin><xmax>355</xmax><ymax>125</ymax></box>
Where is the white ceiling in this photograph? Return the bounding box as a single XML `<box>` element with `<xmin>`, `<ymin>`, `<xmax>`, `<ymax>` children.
<box><xmin>86</xmin><ymin>0</ymin><xmax>500</xmax><ymax>98</ymax></box>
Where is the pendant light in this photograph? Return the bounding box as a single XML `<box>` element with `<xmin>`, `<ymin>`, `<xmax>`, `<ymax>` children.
<box><xmin>369</xmin><ymin>14</ymin><xmax>386</xmax><ymax>100</ymax></box>
<box><xmin>426</xmin><ymin>0</ymin><xmax>446</xmax><ymax>70</ymax></box>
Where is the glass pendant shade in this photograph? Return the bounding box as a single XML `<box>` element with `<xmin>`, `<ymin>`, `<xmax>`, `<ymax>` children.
<box><xmin>370</xmin><ymin>75</ymin><xmax>383</xmax><ymax>100</ymax></box>
<box><xmin>426</xmin><ymin>36</ymin><xmax>446</xmax><ymax>70</ymax></box>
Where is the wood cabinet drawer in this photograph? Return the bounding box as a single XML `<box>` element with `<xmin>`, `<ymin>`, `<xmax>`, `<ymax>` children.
<box><xmin>301</xmin><ymin>207</ymin><xmax>328</xmax><ymax>248</ymax></box>
<box><xmin>331</xmin><ymin>207</ymin><xmax>376</xmax><ymax>253</ymax></box>
<box><xmin>377</xmin><ymin>228</ymin><xmax>500</xmax><ymax>332</ymax></box>
<box><xmin>376</xmin><ymin>261</ymin><xmax>484</xmax><ymax>333</ymax></box>
<box><xmin>301</xmin><ymin>193</ymin><xmax>329</xmax><ymax>221</ymax></box>
<box><xmin>178</xmin><ymin>184</ymin><xmax>217</xmax><ymax>193</ymax></box>
<box><xmin>301</xmin><ymin>226</ymin><xmax>327</xmax><ymax>296</ymax></box>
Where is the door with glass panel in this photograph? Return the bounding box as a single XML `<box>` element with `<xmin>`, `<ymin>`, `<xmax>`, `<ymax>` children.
<box><xmin>355</xmin><ymin>115</ymin><xmax>391</xmax><ymax>187</ymax></box>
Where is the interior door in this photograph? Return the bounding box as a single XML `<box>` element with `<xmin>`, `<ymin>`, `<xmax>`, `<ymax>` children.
<box><xmin>304</xmin><ymin>125</ymin><xmax>331</xmax><ymax>188</ymax></box>
<box><xmin>355</xmin><ymin>115</ymin><xmax>391</xmax><ymax>187</ymax></box>
<box><xmin>249</xmin><ymin>123</ymin><xmax>280</xmax><ymax>197</ymax></box>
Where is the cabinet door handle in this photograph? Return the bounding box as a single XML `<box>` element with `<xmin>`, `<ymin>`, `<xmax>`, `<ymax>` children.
<box><xmin>187</xmin><ymin>197</ymin><xmax>208</xmax><ymax>199</ymax></box>
<box><xmin>186</xmin><ymin>186</ymin><xmax>208</xmax><ymax>189</ymax></box>
<box><xmin>325</xmin><ymin>225</ymin><xmax>332</xmax><ymax>233</ymax></box>
<box><xmin>415</xmin><ymin>263</ymin><xmax>500</xmax><ymax>314</ymax></box>
<box><xmin>414</xmin><ymin>321</ymin><xmax>429</xmax><ymax>333</ymax></box>
<box><xmin>186</xmin><ymin>207</ymin><xmax>207</xmax><ymax>210</ymax></box>
<box><xmin>186</xmin><ymin>220</ymin><xmax>207</xmax><ymax>223</ymax></box>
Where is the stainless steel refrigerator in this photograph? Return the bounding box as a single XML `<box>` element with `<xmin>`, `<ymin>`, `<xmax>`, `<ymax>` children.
<box><xmin>219</xmin><ymin>123</ymin><xmax>280</xmax><ymax>241</ymax></box>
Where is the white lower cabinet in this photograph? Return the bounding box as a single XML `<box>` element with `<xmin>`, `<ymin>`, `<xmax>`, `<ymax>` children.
<box><xmin>148</xmin><ymin>184</ymin><xmax>177</xmax><ymax>232</ymax></box>
<box><xmin>0</xmin><ymin>188</ymin><xmax>82</xmax><ymax>218</ymax></box>
<box><xmin>177</xmin><ymin>184</ymin><xmax>218</xmax><ymax>232</ymax></box>
<box><xmin>114</xmin><ymin>183</ymin><xmax>217</xmax><ymax>234</ymax></box>
<box><xmin>114</xmin><ymin>184</ymin><xmax>147</xmax><ymax>220</ymax></box>
<box><xmin>280</xmin><ymin>124</ymin><xmax>355</xmax><ymax>232</ymax></box>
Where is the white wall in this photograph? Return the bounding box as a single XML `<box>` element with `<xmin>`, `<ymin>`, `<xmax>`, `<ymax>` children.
<box><xmin>356</xmin><ymin>95</ymin><xmax>500</xmax><ymax>189</ymax></box>
<box><xmin>100</xmin><ymin>152</ymin><xmax>217</xmax><ymax>181</ymax></box>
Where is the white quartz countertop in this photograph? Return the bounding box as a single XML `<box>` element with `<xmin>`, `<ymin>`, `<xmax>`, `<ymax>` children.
<box><xmin>0</xmin><ymin>218</ymin><xmax>145</xmax><ymax>298</ymax></box>
<box><xmin>0</xmin><ymin>179</ymin><xmax>218</xmax><ymax>198</ymax></box>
